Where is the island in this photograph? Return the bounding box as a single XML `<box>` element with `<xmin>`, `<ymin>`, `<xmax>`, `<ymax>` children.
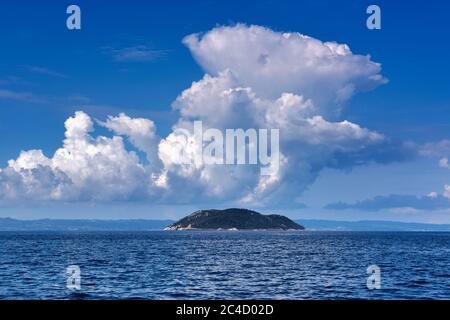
<box><xmin>165</xmin><ymin>208</ymin><xmax>304</xmax><ymax>231</ymax></box>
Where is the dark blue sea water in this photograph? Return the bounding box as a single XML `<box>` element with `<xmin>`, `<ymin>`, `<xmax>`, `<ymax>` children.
<box><xmin>0</xmin><ymin>231</ymin><xmax>448</xmax><ymax>299</ymax></box>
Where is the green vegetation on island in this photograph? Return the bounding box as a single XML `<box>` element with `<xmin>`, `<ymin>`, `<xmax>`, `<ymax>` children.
<box><xmin>165</xmin><ymin>208</ymin><xmax>304</xmax><ymax>231</ymax></box>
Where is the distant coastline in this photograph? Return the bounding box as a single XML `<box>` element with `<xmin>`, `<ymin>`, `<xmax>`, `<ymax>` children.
<box><xmin>0</xmin><ymin>217</ymin><xmax>450</xmax><ymax>232</ymax></box>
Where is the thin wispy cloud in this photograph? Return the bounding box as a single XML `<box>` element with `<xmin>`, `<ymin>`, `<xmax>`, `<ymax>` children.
<box><xmin>105</xmin><ymin>45</ymin><xmax>167</xmax><ymax>62</ymax></box>
<box><xmin>0</xmin><ymin>76</ymin><xmax>30</xmax><ymax>86</ymax></box>
<box><xmin>0</xmin><ymin>88</ymin><xmax>45</xmax><ymax>103</ymax></box>
<box><xmin>22</xmin><ymin>65</ymin><xmax>68</xmax><ymax>78</ymax></box>
<box><xmin>66</xmin><ymin>94</ymin><xmax>92</xmax><ymax>104</ymax></box>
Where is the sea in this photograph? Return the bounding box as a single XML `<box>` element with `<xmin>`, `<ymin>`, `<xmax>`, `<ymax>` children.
<box><xmin>0</xmin><ymin>231</ymin><xmax>448</xmax><ymax>299</ymax></box>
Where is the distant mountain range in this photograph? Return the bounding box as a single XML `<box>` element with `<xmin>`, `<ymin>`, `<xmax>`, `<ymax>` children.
<box><xmin>0</xmin><ymin>218</ymin><xmax>172</xmax><ymax>231</ymax></box>
<box><xmin>297</xmin><ymin>219</ymin><xmax>450</xmax><ymax>231</ymax></box>
<box><xmin>0</xmin><ymin>217</ymin><xmax>449</xmax><ymax>232</ymax></box>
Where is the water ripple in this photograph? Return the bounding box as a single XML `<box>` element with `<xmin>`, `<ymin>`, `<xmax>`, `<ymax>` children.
<box><xmin>0</xmin><ymin>231</ymin><xmax>449</xmax><ymax>299</ymax></box>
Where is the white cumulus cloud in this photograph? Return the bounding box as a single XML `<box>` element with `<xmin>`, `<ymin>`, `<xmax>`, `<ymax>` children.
<box><xmin>1</xmin><ymin>112</ymin><xmax>162</xmax><ymax>203</ymax></box>
<box><xmin>0</xmin><ymin>24</ymin><xmax>413</xmax><ymax>207</ymax></box>
<box><xmin>183</xmin><ymin>24</ymin><xmax>387</xmax><ymax>117</ymax></box>
<box><xmin>158</xmin><ymin>24</ymin><xmax>407</xmax><ymax>206</ymax></box>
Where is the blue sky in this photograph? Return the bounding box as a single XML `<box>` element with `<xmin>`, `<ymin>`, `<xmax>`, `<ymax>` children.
<box><xmin>0</xmin><ymin>0</ymin><xmax>450</xmax><ymax>222</ymax></box>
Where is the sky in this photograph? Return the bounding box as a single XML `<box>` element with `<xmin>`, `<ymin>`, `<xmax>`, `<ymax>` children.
<box><xmin>0</xmin><ymin>0</ymin><xmax>450</xmax><ymax>222</ymax></box>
